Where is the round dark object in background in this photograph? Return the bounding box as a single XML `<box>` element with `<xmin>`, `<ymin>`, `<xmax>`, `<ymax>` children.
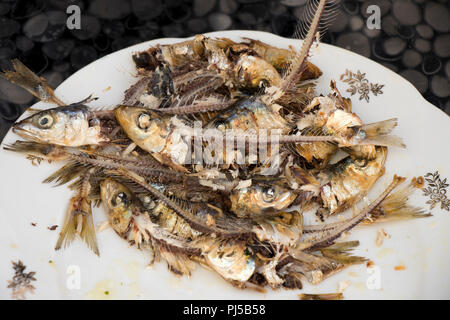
<box><xmin>336</xmin><ymin>32</ymin><xmax>371</xmax><ymax>57</ymax></box>
<box><xmin>70</xmin><ymin>45</ymin><xmax>98</xmax><ymax>70</ymax></box>
<box><xmin>422</xmin><ymin>55</ymin><xmax>442</xmax><ymax>75</ymax></box>
<box><xmin>400</xmin><ymin>69</ymin><xmax>429</xmax><ymax>94</ymax></box>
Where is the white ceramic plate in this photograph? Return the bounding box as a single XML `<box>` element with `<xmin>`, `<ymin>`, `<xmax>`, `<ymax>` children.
<box><xmin>1</xmin><ymin>31</ymin><xmax>449</xmax><ymax>300</ymax></box>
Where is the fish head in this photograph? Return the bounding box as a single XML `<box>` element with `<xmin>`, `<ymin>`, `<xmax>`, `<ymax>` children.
<box><xmin>347</xmin><ymin>146</ymin><xmax>387</xmax><ymax>176</ymax></box>
<box><xmin>204</xmin><ymin>240</ymin><xmax>255</xmax><ymax>282</ymax></box>
<box><xmin>230</xmin><ymin>180</ymin><xmax>297</xmax><ymax>217</ymax></box>
<box><xmin>114</xmin><ymin>105</ymin><xmax>169</xmax><ymax>153</ymax></box>
<box><xmin>234</xmin><ymin>53</ymin><xmax>281</xmax><ymax>88</ymax></box>
<box><xmin>12</xmin><ymin>105</ymin><xmax>100</xmax><ymax>146</ymax></box>
<box><xmin>100</xmin><ymin>178</ymin><xmax>133</xmax><ymax>236</ymax></box>
<box><xmin>321</xmin><ymin>146</ymin><xmax>387</xmax><ymax>214</ymax></box>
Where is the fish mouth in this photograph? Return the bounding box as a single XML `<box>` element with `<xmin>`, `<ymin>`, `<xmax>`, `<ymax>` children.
<box><xmin>12</xmin><ymin>126</ymin><xmax>40</xmax><ymax>142</ymax></box>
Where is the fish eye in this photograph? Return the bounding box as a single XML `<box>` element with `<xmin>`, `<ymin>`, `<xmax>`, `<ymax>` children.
<box><xmin>262</xmin><ymin>186</ymin><xmax>276</xmax><ymax>202</ymax></box>
<box><xmin>112</xmin><ymin>217</ymin><xmax>121</xmax><ymax>225</ymax></box>
<box><xmin>357</xmin><ymin>129</ymin><xmax>366</xmax><ymax>140</ymax></box>
<box><xmin>138</xmin><ymin>113</ymin><xmax>151</xmax><ymax>130</ymax></box>
<box><xmin>259</xmin><ymin>79</ymin><xmax>269</xmax><ymax>89</ymax></box>
<box><xmin>37</xmin><ymin>114</ymin><xmax>54</xmax><ymax>129</ymax></box>
<box><xmin>112</xmin><ymin>191</ymin><xmax>130</xmax><ymax>207</ymax></box>
<box><xmin>354</xmin><ymin>158</ymin><xmax>367</xmax><ymax>167</ymax></box>
<box><xmin>214</xmin><ymin>119</ymin><xmax>228</xmax><ymax>131</ymax></box>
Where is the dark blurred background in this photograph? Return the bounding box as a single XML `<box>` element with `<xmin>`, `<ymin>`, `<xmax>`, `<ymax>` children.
<box><xmin>0</xmin><ymin>0</ymin><xmax>449</xmax><ymax>141</ymax></box>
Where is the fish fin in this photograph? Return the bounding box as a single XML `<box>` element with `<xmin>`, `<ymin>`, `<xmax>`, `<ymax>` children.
<box><xmin>362</xmin><ymin>118</ymin><xmax>398</xmax><ymax>136</ymax></box>
<box><xmin>320</xmin><ymin>241</ymin><xmax>367</xmax><ymax>265</ymax></box>
<box><xmin>55</xmin><ymin>196</ymin><xmax>99</xmax><ymax>256</ymax></box>
<box><xmin>364</xmin><ymin>179</ymin><xmax>431</xmax><ymax>224</ymax></box>
<box><xmin>281</xmin><ymin>252</ymin><xmax>344</xmax><ymax>285</ymax></box>
<box><xmin>43</xmin><ymin>161</ymin><xmax>90</xmax><ymax>186</ymax></box>
<box><xmin>359</xmin><ymin>135</ymin><xmax>406</xmax><ymax>149</ymax></box>
<box><xmin>330</xmin><ymin>80</ymin><xmax>352</xmax><ymax>112</ymax></box>
<box><xmin>281</xmin><ymin>272</ymin><xmax>303</xmax><ymax>290</ymax></box>
<box><xmin>127</xmin><ymin>217</ymin><xmax>150</xmax><ymax>248</ymax></box>
<box><xmin>4</xmin><ymin>140</ymin><xmax>67</xmax><ymax>162</ymax></box>
<box><xmin>288</xmin><ymin>249</ymin><xmax>336</xmax><ymax>269</ymax></box>
<box><xmin>160</xmin><ymin>248</ymin><xmax>196</xmax><ymax>277</ymax></box>
<box><xmin>54</xmin><ymin>198</ymin><xmax>77</xmax><ymax>252</ymax></box>
<box><xmin>4</xmin><ymin>140</ymin><xmax>48</xmax><ymax>155</ymax></box>
<box><xmin>298</xmin><ymin>293</ymin><xmax>343</xmax><ymax>300</ymax></box>
<box><xmin>79</xmin><ymin>199</ymin><xmax>100</xmax><ymax>256</ymax></box>
<box><xmin>0</xmin><ymin>59</ymin><xmax>65</xmax><ymax>106</ymax></box>
<box><xmin>357</xmin><ymin>118</ymin><xmax>406</xmax><ymax>148</ymax></box>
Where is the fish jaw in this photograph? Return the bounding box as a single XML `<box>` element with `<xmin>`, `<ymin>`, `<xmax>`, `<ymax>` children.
<box><xmin>12</xmin><ymin>124</ymin><xmax>45</xmax><ymax>143</ymax></box>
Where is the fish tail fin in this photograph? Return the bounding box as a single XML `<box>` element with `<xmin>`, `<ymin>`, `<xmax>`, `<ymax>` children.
<box><xmin>3</xmin><ymin>140</ymin><xmax>68</xmax><ymax>162</ymax></box>
<box><xmin>43</xmin><ymin>161</ymin><xmax>90</xmax><ymax>186</ymax></box>
<box><xmin>54</xmin><ymin>197</ymin><xmax>78</xmax><ymax>252</ymax></box>
<box><xmin>3</xmin><ymin>140</ymin><xmax>46</xmax><ymax>154</ymax></box>
<box><xmin>320</xmin><ymin>241</ymin><xmax>367</xmax><ymax>265</ymax></box>
<box><xmin>358</xmin><ymin>118</ymin><xmax>406</xmax><ymax>148</ymax></box>
<box><xmin>365</xmin><ymin>177</ymin><xmax>432</xmax><ymax>224</ymax></box>
<box><xmin>160</xmin><ymin>248</ymin><xmax>196</xmax><ymax>277</ymax></box>
<box><xmin>1</xmin><ymin>59</ymin><xmax>65</xmax><ymax>106</ymax></box>
<box><xmin>55</xmin><ymin>196</ymin><xmax>99</xmax><ymax>256</ymax></box>
<box><xmin>79</xmin><ymin>199</ymin><xmax>99</xmax><ymax>256</ymax></box>
<box><xmin>298</xmin><ymin>293</ymin><xmax>343</xmax><ymax>300</ymax></box>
